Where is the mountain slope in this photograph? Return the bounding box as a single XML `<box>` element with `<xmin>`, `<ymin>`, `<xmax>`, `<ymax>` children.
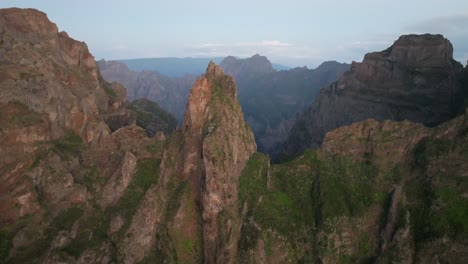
<box><xmin>98</xmin><ymin>60</ymin><xmax>196</xmax><ymax>120</ymax></box>
<box><xmin>238</xmin><ymin>112</ymin><xmax>468</xmax><ymax>263</ymax></box>
<box><xmin>283</xmin><ymin>34</ymin><xmax>465</xmax><ymax>157</ymax></box>
<box><xmin>2</xmin><ymin>8</ymin><xmax>467</xmax><ymax>264</ymax></box>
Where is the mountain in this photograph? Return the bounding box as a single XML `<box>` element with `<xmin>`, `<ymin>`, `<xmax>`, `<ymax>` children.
<box><xmin>117</xmin><ymin>57</ymin><xmax>290</xmax><ymax>77</ymax></box>
<box><xmin>2</xmin><ymin>8</ymin><xmax>467</xmax><ymax>264</ymax></box>
<box><xmin>220</xmin><ymin>55</ymin><xmax>350</xmax><ymax>158</ymax></box>
<box><xmin>238</xmin><ymin>112</ymin><xmax>468</xmax><ymax>263</ymax></box>
<box><xmin>118</xmin><ymin>57</ymin><xmax>224</xmax><ymax>77</ymax></box>
<box><xmin>283</xmin><ymin>34</ymin><xmax>465</xmax><ymax>158</ymax></box>
<box><xmin>220</xmin><ymin>54</ymin><xmax>276</xmax><ymax>86</ymax></box>
<box><xmin>98</xmin><ymin>60</ymin><xmax>196</xmax><ymax>120</ymax></box>
<box><xmin>99</xmin><ymin>56</ymin><xmax>349</xmax><ymax>157</ymax></box>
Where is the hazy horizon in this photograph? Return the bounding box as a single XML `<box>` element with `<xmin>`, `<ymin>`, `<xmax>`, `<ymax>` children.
<box><xmin>1</xmin><ymin>0</ymin><xmax>467</xmax><ymax>68</ymax></box>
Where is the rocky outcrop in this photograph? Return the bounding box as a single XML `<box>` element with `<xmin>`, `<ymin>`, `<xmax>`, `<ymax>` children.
<box><xmin>98</xmin><ymin>60</ymin><xmax>196</xmax><ymax>120</ymax></box>
<box><xmin>283</xmin><ymin>34</ymin><xmax>465</xmax><ymax>157</ymax></box>
<box><xmin>118</xmin><ymin>62</ymin><xmax>256</xmax><ymax>263</ymax></box>
<box><xmin>220</xmin><ymin>55</ymin><xmax>350</xmax><ymax>158</ymax></box>
<box><xmin>0</xmin><ymin>8</ymin><xmax>166</xmax><ymax>264</ymax></box>
<box><xmin>238</xmin><ymin>109</ymin><xmax>468</xmax><ymax>263</ymax></box>
<box><xmin>3</xmin><ymin>7</ymin><xmax>467</xmax><ymax>264</ymax></box>
<box><xmin>129</xmin><ymin>98</ymin><xmax>178</xmax><ymax>137</ymax></box>
<box><xmin>0</xmin><ymin>8</ymin><xmax>118</xmax><ymax>142</ymax></box>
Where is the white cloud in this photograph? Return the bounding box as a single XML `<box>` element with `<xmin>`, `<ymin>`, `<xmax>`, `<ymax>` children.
<box><xmin>185</xmin><ymin>40</ymin><xmax>322</xmax><ymax>66</ymax></box>
<box><xmin>404</xmin><ymin>14</ymin><xmax>468</xmax><ymax>36</ymax></box>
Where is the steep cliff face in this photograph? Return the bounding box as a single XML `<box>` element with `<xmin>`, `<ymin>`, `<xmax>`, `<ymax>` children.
<box><xmin>116</xmin><ymin>62</ymin><xmax>256</xmax><ymax>263</ymax></box>
<box><xmin>238</xmin><ymin>110</ymin><xmax>468</xmax><ymax>263</ymax></box>
<box><xmin>0</xmin><ymin>8</ymin><xmax>169</xmax><ymax>264</ymax></box>
<box><xmin>98</xmin><ymin>60</ymin><xmax>196</xmax><ymax>120</ymax></box>
<box><xmin>3</xmin><ymin>7</ymin><xmax>467</xmax><ymax>264</ymax></box>
<box><xmin>0</xmin><ymin>7</ymin><xmax>127</xmax><ymax>227</ymax></box>
<box><xmin>284</xmin><ymin>34</ymin><xmax>464</xmax><ymax>157</ymax></box>
<box><xmin>0</xmin><ymin>8</ymin><xmax>122</xmax><ymax>143</ymax></box>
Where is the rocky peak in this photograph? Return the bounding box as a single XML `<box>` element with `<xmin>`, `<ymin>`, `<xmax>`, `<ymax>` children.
<box><xmin>206</xmin><ymin>60</ymin><xmax>226</xmax><ymax>80</ymax></box>
<box><xmin>0</xmin><ymin>8</ymin><xmax>57</xmax><ymax>38</ymax></box>
<box><xmin>170</xmin><ymin>61</ymin><xmax>255</xmax><ymax>262</ymax></box>
<box><xmin>389</xmin><ymin>34</ymin><xmax>454</xmax><ymax>68</ymax></box>
<box><xmin>283</xmin><ymin>34</ymin><xmax>465</xmax><ymax>156</ymax></box>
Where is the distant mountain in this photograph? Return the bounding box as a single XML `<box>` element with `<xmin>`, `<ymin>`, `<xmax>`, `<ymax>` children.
<box><xmin>283</xmin><ymin>34</ymin><xmax>466</xmax><ymax>158</ymax></box>
<box><xmin>272</xmin><ymin>63</ymin><xmax>291</xmax><ymax>71</ymax></box>
<box><xmin>220</xmin><ymin>55</ymin><xmax>350</xmax><ymax>157</ymax></box>
<box><xmin>220</xmin><ymin>54</ymin><xmax>276</xmax><ymax>87</ymax></box>
<box><xmin>98</xmin><ymin>60</ymin><xmax>196</xmax><ymax>120</ymax></box>
<box><xmin>118</xmin><ymin>57</ymin><xmax>224</xmax><ymax>77</ymax></box>
<box><xmin>99</xmin><ymin>55</ymin><xmax>348</xmax><ymax>157</ymax></box>
<box><xmin>117</xmin><ymin>57</ymin><xmax>291</xmax><ymax>77</ymax></box>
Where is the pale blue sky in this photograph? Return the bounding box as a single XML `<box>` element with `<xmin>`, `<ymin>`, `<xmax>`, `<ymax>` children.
<box><xmin>1</xmin><ymin>0</ymin><xmax>467</xmax><ymax>67</ymax></box>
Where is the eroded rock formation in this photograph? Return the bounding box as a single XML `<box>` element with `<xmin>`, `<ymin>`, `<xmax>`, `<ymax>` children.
<box><xmin>284</xmin><ymin>34</ymin><xmax>465</xmax><ymax>157</ymax></box>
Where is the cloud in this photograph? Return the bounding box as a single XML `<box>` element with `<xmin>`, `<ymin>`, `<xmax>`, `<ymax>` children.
<box><xmin>185</xmin><ymin>40</ymin><xmax>322</xmax><ymax>66</ymax></box>
<box><xmin>404</xmin><ymin>14</ymin><xmax>468</xmax><ymax>36</ymax></box>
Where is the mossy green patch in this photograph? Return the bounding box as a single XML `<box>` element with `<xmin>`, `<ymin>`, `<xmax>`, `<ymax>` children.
<box><xmin>413</xmin><ymin>137</ymin><xmax>455</xmax><ymax>167</ymax></box>
<box><xmin>112</xmin><ymin>158</ymin><xmax>161</xmax><ymax>238</ymax></box>
<box><xmin>61</xmin><ymin>211</ymin><xmax>110</xmax><ymax>258</ymax></box>
<box><xmin>0</xmin><ymin>230</ymin><xmax>11</xmax><ymax>264</ymax></box>
<box><xmin>238</xmin><ymin>152</ymin><xmax>269</xmax><ymax>210</ymax></box>
<box><xmin>51</xmin><ymin>131</ymin><xmax>84</xmax><ymax>159</ymax></box>
<box><xmin>164</xmin><ymin>180</ymin><xmax>188</xmax><ymax>223</ymax></box>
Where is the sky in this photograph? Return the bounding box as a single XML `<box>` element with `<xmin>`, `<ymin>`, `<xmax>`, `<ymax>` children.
<box><xmin>1</xmin><ymin>0</ymin><xmax>468</xmax><ymax>68</ymax></box>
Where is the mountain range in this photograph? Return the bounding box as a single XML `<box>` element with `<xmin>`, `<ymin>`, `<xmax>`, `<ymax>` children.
<box><xmin>283</xmin><ymin>34</ymin><xmax>466</xmax><ymax>158</ymax></box>
<box><xmin>1</xmin><ymin>7</ymin><xmax>467</xmax><ymax>264</ymax></box>
<box><xmin>118</xmin><ymin>57</ymin><xmax>290</xmax><ymax>77</ymax></box>
<box><xmin>99</xmin><ymin>55</ymin><xmax>350</xmax><ymax>158</ymax></box>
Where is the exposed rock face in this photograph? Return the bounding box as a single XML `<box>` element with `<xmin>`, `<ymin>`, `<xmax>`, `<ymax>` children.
<box><xmin>0</xmin><ymin>8</ymin><xmax>118</xmax><ymax>142</ymax></box>
<box><xmin>129</xmin><ymin>98</ymin><xmax>178</xmax><ymax>137</ymax></box>
<box><xmin>220</xmin><ymin>55</ymin><xmax>350</xmax><ymax>158</ymax></box>
<box><xmin>117</xmin><ymin>62</ymin><xmax>256</xmax><ymax>263</ymax></box>
<box><xmin>238</xmin><ymin>110</ymin><xmax>468</xmax><ymax>263</ymax></box>
<box><xmin>0</xmin><ymin>7</ymin><xmax>117</xmax><ymax>227</ymax></box>
<box><xmin>0</xmin><ymin>8</ymin><xmax>166</xmax><ymax>264</ymax></box>
<box><xmin>3</xmin><ymin>7</ymin><xmax>467</xmax><ymax>264</ymax></box>
<box><xmin>98</xmin><ymin>60</ymin><xmax>196</xmax><ymax>120</ymax></box>
<box><xmin>284</xmin><ymin>34</ymin><xmax>464</xmax><ymax>157</ymax></box>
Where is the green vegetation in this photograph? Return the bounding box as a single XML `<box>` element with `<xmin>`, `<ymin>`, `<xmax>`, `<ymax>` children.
<box><xmin>51</xmin><ymin>131</ymin><xmax>84</xmax><ymax>158</ymax></box>
<box><xmin>129</xmin><ymin>99</ymin><xmax>178</xmax><ymax>135</ymax></box>
<box><xmin>8</xmin><ymin>207</ymin><xmax>84</xmax><ymax>263</ymax></box>
<box><xmin>0</xmin><ymin>231</ymin><xmax>10</xmax><ymax>264</ymax></box>
<box><xmin>408</xmin><ymin>133</ymin><xmax>468</xmax><ymax>244</ymax></box>
<box><xmin>60</xmin><ymin>211</ymin><xmax>109</xmax><ymax>258</ymax></box>
<box><xmin>357</xmin><ymin>233</ymin><xmax>371</xmax><ymax>256</ymax></box>
<box><xmin>432</xmin><ymin>187</ymin><xmax>468</xmax><ymax>238</ymax></box>
<box><xmin>164</xmin><ymin>180</ymin><xmax>188</xmax><ymax>223</ymax></box>
<box><xmin>413</xmin><ymin>137</ymin><xmax>455</xmax><ymax>167</ymax></box>
<box><xmin>238</xmin><ymin>149</ymin><xmax>379</xmax><ymax>259</ymax></box>
<box><xmin>103</xmin><ymin>85</ymin><xmax>118</xmax><ymax>98</ymax></box>
<box><xmin>238</xmin><ymin>152</ymin><xmax>269</xmax><ymax>208</ymax></box>
<box><xmin>112</xmin><ymin>158</ymin><xmax>160</xmax><ymax>237</ymax></box>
